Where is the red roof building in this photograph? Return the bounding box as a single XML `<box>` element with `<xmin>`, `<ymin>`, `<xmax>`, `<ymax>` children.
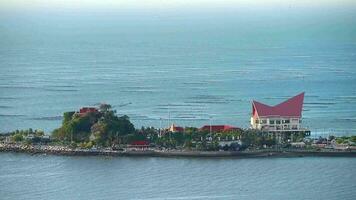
<box><xmin>128</xmin><ymin>140</ymin><xmax>150</xmax><ymax>149</ymax></box>
<box><xmin>168</xmin><ymin>124</ymin><xmax>184</xmax><ymax>133</ymax></box>
<box><xmin>77</xmin><ymin>107</ymin><xmax>99</xmax><ymax>116</ymax></box>
<box><xmin>200</xmin><ymin>125</ymin><xmax>241</xmax><ymax>133</ymax></box>
<box><xmin>251</xmin><ymin>92</ymin><xmax>305</xmax><ymax>132</ymax></box>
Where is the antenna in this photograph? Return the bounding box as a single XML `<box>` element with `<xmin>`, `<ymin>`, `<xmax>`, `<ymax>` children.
<box><xmin>159</xmin><ymin>117</ymin><xmax>162</xmax><ymax>137</ymax></box>
<box><xmin>168</xmin><ymin>104</ymin><xmax>171</xmax><ymax>127</ymax></box>
<box><xmin>209</xmin><ymin>115</ymin><xmax>212</xmax><ymax>135</ymax></box>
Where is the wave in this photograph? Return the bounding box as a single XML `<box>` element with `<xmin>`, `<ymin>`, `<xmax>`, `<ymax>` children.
<box><xmin>121</xmin><ymin>89</ymin><xmax>158</xmax><ymax>93</ymax></box>
<box><xmin>30</xmin><ymin>116</ymin><xmax>63</xmax><ymax>121</ymax></box>
<box><xmin>49</xmin><ymin>85</ymin><xmax>76</xmax><ymax>88</ymax></box>
<box><xmin>135</xmin><ymin>194</ymin><xmax>236</xmax><ymax>200</ymax></box>
<box><xmin>292</xmin><ymin>55</ymin><xmax>313</xmax><ymax>58</ymax></box>
<box><xmin>335</xmin><ymin>96</ymin><xmax>356</xmax><ymax>100</ymax></box>
<box><xmin>184</xmin><ymin>100</ymin><xmax>230</xmax><ymax>105</ymax></box>
<box><xmin>0</xmin><ymin>114</ymin><xmax>25</xmax><ymax>117</ymax></box>
<box><xmin>0</xmin><ymin>97</ymin><xmax>19</xmax><ymax>100</ymax></box>
<box><xmin>156</xmin><ymin>103</ymin><xmax>206</xmax><ymax>108</ymax></box>
<box><xmin>0</xmin><ymin>85</ymin><xmax>38</xmax><ymax>89</ymax></box>
<box><xmin>304</xmin><ymin>102</ymin><xmax>336</xmax><ymax>105</ymax></box>
<box><xmin>128</xmin><ymin>114</ymin><xmax>157</xmax><ymax>121</ymax></box>
<box><xmin>334</xmin><ymin>118</ymin><xmax>356</xmax><ymax>122</ymax></box>
<box><xmin>121</xmin><ymin>86</ymin><xmax>157</xmax><ymax>90</ymax></box>
<box><xmin>303</xmin><ymin>105</ymin><xmax>329</xmax><ymax>109</ymax></box>
<box><xmin>43</xmin><ymin>88</ymin><xmax>79</xmax><ymax>92</ymax></box>
<box><xmin>182</xmin><ymin>82</ymin><xmax>205</xmax><ymax>85</ymax></box>
<box><xmin>0</xmin><ymin>105</ymin><xmax>12</xmax><ymax>108</ymax></box>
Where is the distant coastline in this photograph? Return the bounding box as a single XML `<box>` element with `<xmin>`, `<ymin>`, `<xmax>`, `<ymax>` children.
<box><xmin>1</xmin><ymin>143</ymin><xmax>356</xmax><ymax>158</ymax></box>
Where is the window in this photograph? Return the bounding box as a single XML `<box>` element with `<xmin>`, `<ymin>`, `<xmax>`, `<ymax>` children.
<box><xmin>270</xmin><ymin>120</ymin><xmax>275</xmax><ymax>124</ymax></box>
<box><xmin>284</xmin><ymin>119</ymin><xmax>290</xmax><ymax>124</ymax></box>
<box><xmin>261</xmin><ymin>119</ymin><xmax>267</xmax><ymax>124</ymax></box>
<box><xmin>255</xmin><ymin>119</ymin><xmax>259</xmax><ymax>124</ymax></box>
<box><xmin>276</xmin><ymin>120</ymin><xmax>281</xmax><ymax>124</ymax></box>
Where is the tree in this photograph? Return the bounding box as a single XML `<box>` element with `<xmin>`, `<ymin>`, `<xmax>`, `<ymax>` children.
<box><xmin>83</xmin><ymin>107</ymin><xmax>135</xmax><ymax>147</ymax></box>
<box><xmin>34</xmin><ymin>129</ymin><xmax>44</xmax><ymax>137</ymax></box>
<box><xmin>99</xmin><ymin>103</ymin><xmax>112</xmax><ymax>113</ymax></box>
<box><xmin>63</xmin><ymin>111</ymin><xmax>75</xmax><ymax>124</ymax></box>
<box><xmin>12</xmin><ymin>134</ymin><xmax>23</xmax><ymax>142</ymax></box>
<box><xmin>351</xmin><ymin>136</ymin><xmax>356</xmax><ymax>143</ymax></box>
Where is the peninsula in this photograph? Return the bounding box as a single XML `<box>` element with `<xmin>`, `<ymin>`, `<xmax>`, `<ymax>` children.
<box><xmin>1</xmin><ymin>94</ymin><xmax>356</xmax><ymax>158</ymax></box>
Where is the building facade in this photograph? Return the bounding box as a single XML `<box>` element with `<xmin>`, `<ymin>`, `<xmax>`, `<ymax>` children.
<box><xmin>251</xmin><ymin>92</ymin><xmax>309</xmax><ymax>134</ymax></box>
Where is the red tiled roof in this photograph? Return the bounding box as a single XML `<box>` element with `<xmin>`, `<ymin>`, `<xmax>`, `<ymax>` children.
<box><xmin>252</xmin><ymin>92</ymin><xmax>304</xmax><ymax>118</ymax></box>
<box><xmin>168</xmin><ymin>124</ymin><xmax>185</xmax><ymax>132</ymax></box>
<box><xmin>174</xmin><ymin>126</ymin><xmax>184</xmax><ymax>132</ymax></box>
<box><xmin>79</xmin><ymin>107</ymin><xmax>98</xmax><ymax>114</ymax></box>
<box><xmin>200</xmin><ymin>125</ymin><xmax>240</xmax><ymax>133</ymax></box>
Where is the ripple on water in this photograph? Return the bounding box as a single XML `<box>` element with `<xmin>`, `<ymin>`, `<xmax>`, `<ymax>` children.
<box><xmin>0</xmin><ymin>154</ymin><xmax>356</xmax><ymax>200</ymax></box>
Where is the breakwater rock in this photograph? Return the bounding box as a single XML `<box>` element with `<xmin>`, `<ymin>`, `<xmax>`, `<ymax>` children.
<box><xmin>1</xmin><ymin>143</ymin><xmax>356</xmax><ymax>158</ymax></box>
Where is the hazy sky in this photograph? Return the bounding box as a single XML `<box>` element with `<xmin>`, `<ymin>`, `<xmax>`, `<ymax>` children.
<box><xmin>1</xmin><ymin>0</ymin><xmax>355</xmax><ymax>44</ymax></box>
<box><xmin>1</xmin><ymin>0</ymin><xmax>356</xmax><ymax>11</ymax></box>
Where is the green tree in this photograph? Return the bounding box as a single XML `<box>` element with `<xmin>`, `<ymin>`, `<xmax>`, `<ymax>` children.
<box><xmin>99</xmin><ymin>103</ymin><xmax>112</xmax><ymax>113</ymax></box>
<box><xmin>63</xmin><ymin>111</ymin><xmax>75</xmax><ymax>124</ymax></box>
<box><xmin>12</xmin><ymin>133</ymin><xmax>23</xmax><ymax>142</ymax></box>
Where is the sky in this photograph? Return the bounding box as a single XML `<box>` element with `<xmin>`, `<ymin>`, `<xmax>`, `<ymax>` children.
<box><xmin>1</xmin><ymin>0</ymin><xmax>356</xmax><ymax>12</ymax></box>
<box><xmin>0</xmin><ymin>0</ymin><xmax>355</xmax><ymax>44</ymax></box>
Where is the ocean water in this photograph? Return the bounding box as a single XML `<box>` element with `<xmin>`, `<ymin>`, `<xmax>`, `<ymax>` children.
<box><xmin>0</xmin><ymin>6</ymin><xmax>356</xmax><ymax>135</ymax></box>
<box><xmin>0</xmin><ymin>153</ymin><xmax>355</xmax><ymax>200</ymax></box>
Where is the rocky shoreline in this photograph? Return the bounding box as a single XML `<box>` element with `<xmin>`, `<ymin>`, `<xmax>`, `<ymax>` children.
<box><xmin>1</xmin><ymin>143</ymin><xmax>356</xmax><ymax>158</ymax></box>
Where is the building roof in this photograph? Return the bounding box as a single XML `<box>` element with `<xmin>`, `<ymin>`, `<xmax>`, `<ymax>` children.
<box><xmin>252</xmin><ymin>92</ymin><xmax>304</xmax><ymax>118</ymax></box>
<box><xmin>174</xmin><ymin>126</ymin><xmax>184</xmax><ymax>132</ymax></box>
<box><xmin>79</xmin><ymin>107</ymin><xmax>98</xmax><ymax>113</ymax></box>
<box><xmin>200</xmin><ymin>125</ymin><xmax>240</xmax><ymax>133</ymax></box>
<box><xmin>168</xmin><ymin>124</ymin><xmax>184</xmax><ymax>132</ymax></box>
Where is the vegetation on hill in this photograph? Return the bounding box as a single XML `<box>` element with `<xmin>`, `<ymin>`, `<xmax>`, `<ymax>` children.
<box><xmin>50</xmin><ymin>104</ymin><xmax>276</xmax><ymax>150</ymax></box>
<box><xmin>52</xmin><ymin>104</ymin><xmax>135</xmax><ymax>147</ymax></box>
<box><xmin>0</xmin><ymin>104</ymin><xmax>318</xmax><ymax>151</ymax></box>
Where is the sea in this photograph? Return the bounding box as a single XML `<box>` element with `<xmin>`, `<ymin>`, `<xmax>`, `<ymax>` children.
<box><xmin>0</xmin><ymin>153</ymin><xmax>355</xmax><ymax>200</ymax></box>
<box><xmin>1</xmin><ymin>3</ymin><xmax>356</xmax><ymax>200</ymax></box>
<box><xmin>0</xmin><ymin>6</ymin><xmax>356</xmax><ymax>136</ymax></box>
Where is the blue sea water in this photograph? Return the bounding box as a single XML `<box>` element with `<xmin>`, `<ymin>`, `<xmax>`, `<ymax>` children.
<box><xmin>0</xmin><ymin>4</ymin><xmax>356</xmax><ymax>200</ymax></box>
<box><xmin>0</xmin><ymin>6</ymin><xmax>356</xmax><ymax>135</ymax></box>
<box><xmin>0</xmin><ymin>153</ymin><xmax>355</xmax><ymax>200</ymax></box>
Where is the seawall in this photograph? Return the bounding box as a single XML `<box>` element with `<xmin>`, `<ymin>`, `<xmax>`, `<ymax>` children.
<box><xmin>1</xmin><ymin>144</ymin><xmax>356</xmax><ymax>158</ymax></box>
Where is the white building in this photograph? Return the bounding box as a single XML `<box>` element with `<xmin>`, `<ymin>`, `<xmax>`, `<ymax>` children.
<box><xmin>250</xmin><ymin>92</ymin><xmax>310</xmax><ymax>135</ymax></box>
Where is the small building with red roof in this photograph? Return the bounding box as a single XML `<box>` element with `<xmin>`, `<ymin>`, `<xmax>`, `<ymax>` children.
<box><xmin>127</xmin><ymin>140</ymin><xmax>150</xmax><ymax>150</ymax></box>
<box><xmin>200</xmin><ymin>125</ymin><xmax>241</xmax><ymax>133</ymax></box>
<box><xmin>77</xmin><ymin>107</ymin><xmax>99</xmax><ymax>117</ymax></box>
<box><xmin>168</xmin><ymin>124</ymin><xmax>184</xmax><ymax>133</ymax></box>
<box><xmin>251</xmin><ymin>92</ymin><xmax>307</xmax><ymax>133</ymax></box>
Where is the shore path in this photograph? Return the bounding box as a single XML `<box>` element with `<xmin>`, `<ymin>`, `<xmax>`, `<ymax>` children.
<box><xmin>1</xmin><ymin>143</ymin><xmax>356</xmax><ymax>158</ymax></box>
